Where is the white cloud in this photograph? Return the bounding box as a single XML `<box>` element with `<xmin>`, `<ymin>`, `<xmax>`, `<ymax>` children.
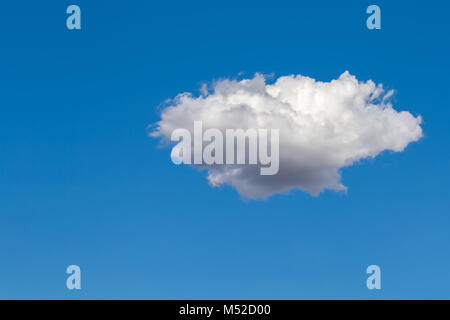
<box><xmin>151</xmin><ymin>71</ymin><xmax>423</xmax><ymax>199</ymax></box>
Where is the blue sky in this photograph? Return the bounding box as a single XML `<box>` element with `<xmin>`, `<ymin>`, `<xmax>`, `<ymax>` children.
<box><xmin>1</xmin><ymin>0</ymin><xmax>450</xmax><ymax>299</ymax></box>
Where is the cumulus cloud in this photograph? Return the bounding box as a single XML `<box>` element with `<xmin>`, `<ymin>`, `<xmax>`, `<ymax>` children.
<box><xmin>151</xmin><ymin>71</ymin><xmax>423</xmax><ymax>199</ymax></box>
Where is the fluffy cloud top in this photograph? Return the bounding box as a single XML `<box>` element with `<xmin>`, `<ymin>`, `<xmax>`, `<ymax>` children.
<box><xmin>151</xmin><ymin>72</ymin><xmax>423</xmax><ymax>199</ymax></box>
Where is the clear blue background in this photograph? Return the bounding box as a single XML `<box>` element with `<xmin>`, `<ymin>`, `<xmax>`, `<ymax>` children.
<box><xmin>1</xmin><ymin>0</ymin><xmax>449</xmax><ymax>299</ymax></box>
